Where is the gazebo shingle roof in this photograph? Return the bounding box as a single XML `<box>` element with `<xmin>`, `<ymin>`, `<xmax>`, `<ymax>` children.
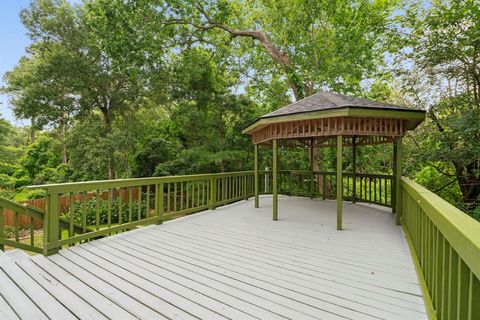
<box><xmin>262</xmin><ymin>91</ymin><xmax>421</xmax><ymax>118</ymax></box>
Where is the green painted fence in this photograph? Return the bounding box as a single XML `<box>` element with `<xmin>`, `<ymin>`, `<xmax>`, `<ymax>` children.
<box><xmin>25</xmin><ymin>171</ymin><xmax>254</xmax><ymax>255</ymax></box>
<box><xmin>1</xmin><ymin>170</ymin><xmax>393</xmax><ymax>255</ymax></box>
<box><xmin>400</xmin><ymin>178</ymin><xmax>480</xmax><ymax>320</ymax></box>
<box><xmin>262</xmin><ymin>170</ymin><xmax>393</xmax><ymax>207</ymax></box>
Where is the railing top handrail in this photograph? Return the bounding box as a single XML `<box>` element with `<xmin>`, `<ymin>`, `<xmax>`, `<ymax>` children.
<box><xmin>27</xmin><ymin>171</ymin><xmax>255</xmax><ymax>193</ymax></box>
<box><xmin>0</xmin><ymin>195</ymin><xmax>30</xmax><ymax>211</ymax></box>
<box><xmin>401</xmin><ymin>177</ymin><xmax>480</xmax><ymax>279</ymax></box>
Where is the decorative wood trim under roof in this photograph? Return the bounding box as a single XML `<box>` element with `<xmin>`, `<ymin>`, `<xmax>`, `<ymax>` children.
<box><xmin>243</xmin><ymin>91</ymin><xmax>426</xmax><ymax>145</ymax></box>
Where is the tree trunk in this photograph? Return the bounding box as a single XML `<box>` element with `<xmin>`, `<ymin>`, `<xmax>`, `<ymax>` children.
<box><xmin>454</xmin><ymin>161</ymin><xmax>480</xmax><ymax>206</ymax></box>
<box><xmin>30</xmin><ymin>117</ymin><xmax>36</xmax><ymax>143</ymax></box>
<box><xmin>59</xmin><ymin>112</ymin><xmax>68</xmax><ymax>164</ymax></box>
<box><xmin>101</xmin><ymin>110</ymin><xmax>116</xmax><ymax>180</ymax></box>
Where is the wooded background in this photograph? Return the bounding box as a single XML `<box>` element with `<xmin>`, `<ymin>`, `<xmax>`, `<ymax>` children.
<box><xmin>0</xmin><ymin>0</ymin><xmax>479</xmax><ymax>220</ymax></box>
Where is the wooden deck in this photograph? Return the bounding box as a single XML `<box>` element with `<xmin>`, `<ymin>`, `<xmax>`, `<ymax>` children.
<box><xmin>0</xmin><ymin>195</ymin><xmax>427</xmax><ymax>320</ymax></box>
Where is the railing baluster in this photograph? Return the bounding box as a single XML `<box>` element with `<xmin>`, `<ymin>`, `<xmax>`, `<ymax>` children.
<box><xmin>118</xmin><ymin>189</ymin><xmax>123</xmax><ymax>225</ymax></box>
<box><xmin>0</xmin><ymin>205</ymin><xmax>3</xmax><ymax>252</ymax></box>
<box><xmin>69</xmin><ymin>193</ymin><xmax>74</xmax><ymax>236</ymax></box>
<box><xmin>137</xmin><ymin>186</ymin><xmax>142</xmax><ymax>221</ymax></box>
<box><xmin>129</xmin><ymin>188</ymin><xmax>133</xmax><ymax>222</ymax></box>
<box><xmin>94</xmin><ymin>190</ymin><xmax>100</xmax><ymax>231</ymax></box>
<box><xmin>146</xmin><ymin>185</ymin><xmax>151</xmax><ymax>218</ymax></box>
<box><xmin>181</xmin><ymin>182</ymin><xmax>184</xmax><ymax>211</ymax></box>
<box><xmin>14</xmin><ymin>210</ymin><xmax>19</xmax><ymax>242</ymax></box>
<box><xmin>167</xmin><ymin>183</ymin><xmax>171</xmax><ymax>213</ymax></box>
<box><xmin>82</xmin><ymin>192</ymin><xmax>87</xmax><ymax>235</ymax></box>
<box><xmin>174</xmin><ymin>183</ymin><xmax>177</xmax><ymax>212</ymax></box>
<box><xmin>29</xmin><ymin>211</ymin><xmax>34</xmax><ymax>246</ymax></box>
<box><xmin>108</xmin><ymin>188</ymin><xmax>112</xmax><ymax>228</ymax></box>
<box><xmin>197</xmin><ymin>181</ymin><xmax>201</xmax><ymax>206</ymax></box>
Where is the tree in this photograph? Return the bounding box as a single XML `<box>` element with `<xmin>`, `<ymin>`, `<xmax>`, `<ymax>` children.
<box><xmin>4</xmin><ymin>48</ymin><xmax>79</xmax><ymax>164</ymax></box>
<box><xmin>395</xmin><ymin>0</ymin><xmax>480</xmax><ymax>208</ymax></box>
<box><xmin>10</xmin><ymin>0</ymin><xmax>170</xmax><ymax>179</ymax></box>
<box><xmin>164</xmin><ymin>0</ymin><xmax>397</xmax><ymax>100</ymax></box>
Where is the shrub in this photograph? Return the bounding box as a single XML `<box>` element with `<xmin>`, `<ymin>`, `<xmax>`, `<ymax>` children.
<box><xmin>62</xmin><ymin>197</ymin><xmax>149</xmax><ymax>226</ymax></box>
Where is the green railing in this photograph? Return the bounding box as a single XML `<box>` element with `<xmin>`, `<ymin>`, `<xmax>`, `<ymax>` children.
<box><xmin>400</xmin><ymin>178</ymin><xmax>480</xmax><ymax>320</ymax></box>
<box><xmin>0</xmin><ymin>197</ymin><xmax>89</xmax><ymax>254</ymax></box>
<box><xmin>261</xmin><ymin>170</ymin><xmax>393</xmax><ymax>207</ymax></box>
<box><xmin>1</xmin><ymin>170</ymin><xmax>393</xmax><ymax>255</ymax></box>
<box><xmin>27</xmin><ymin>171</ymin><xmax>255</xmax><ymax>255</ymax></box>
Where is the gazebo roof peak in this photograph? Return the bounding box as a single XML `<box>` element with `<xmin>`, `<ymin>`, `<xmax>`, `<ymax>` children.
<box><xmin>263</xmin><ymin>91</ymin><xmax>419</xmax><ymax>119</ymax></box>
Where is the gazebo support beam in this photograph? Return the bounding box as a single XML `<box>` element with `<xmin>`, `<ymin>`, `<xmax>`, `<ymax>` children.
<box><xmin>352</xmin><ymin>136</ymin><xmax>357</xmax><ymax>203</ymax></box>
<box><xmin>392</xmin><ymin>142</ymin><xmax>397</xmax><ymax>214</ymax></box>
<box><xmin>254</xmin><ymin>144</ymin><xmax>259</xmax><ymax>208</ymax></box>
<box><xmin>337</xmin><ymin>135</ymin><xmax>343</xmax><ymax>230</ymax></box>
<box><xmin>310</xmin><ymin>140</ymin><xmax>314</xmax><ymax>199</ymax></box>
<box><xmin>272</xmin><ymin>139</ymin><xmax>278</xmax><ymax>221</ymax></box>
<box><xmin>395</xmin><ymin>137</ymin><xmax>403</xmax><ymax>225</ymax></box>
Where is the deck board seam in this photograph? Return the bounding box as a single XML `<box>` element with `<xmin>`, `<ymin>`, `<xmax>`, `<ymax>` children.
<box><xmin>110</xmin><ymin>238</ymin><xmax>347</xmax><ymax>320</ymax></box>
<box><xmin>71</xmin><ymin>245</ymin><xmax>259</xmax><ymax>320</ymax></box>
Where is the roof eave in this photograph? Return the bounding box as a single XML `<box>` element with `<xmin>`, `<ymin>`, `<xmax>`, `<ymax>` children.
<box><xmin>243</xmin><ymin>107</ymin><xmax>426</xmax><ymax>135</ymax></box>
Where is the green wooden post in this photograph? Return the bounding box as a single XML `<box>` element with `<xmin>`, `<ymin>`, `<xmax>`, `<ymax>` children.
<box><xmin>395</xmin><ymin>137</ymin><xmax>403</xmax><ymax>225</ymax></box>
<box><xmin>392</xmin><ymin>141</ymin><xmax>397</xmax><ymax>213</ymax></box>
<box><xmin>210</xmin><ymin>176</ymin><xmax>216</xmax><ymax>210</ymax></box>
<box><xmin>337</xmin><ymin>135</ymin><xmax>343</xmax><ymax>230</ymax></box>
<box><xmin>352</xmin><ymin>136</ymin><xmax>357</xmax><ymax>203</ymax></box>
<box><xmin>156</xmin><ymin>182</ymin><xmax>164</xmax><ymax>224</ymax></box>
<box><xmin>310</xmin><ymin>143</ymin><xmax>314</xmax><ymax>199</ymax></box>
<box><xmin>44</xmin><ymin>192</ymin><xmax>60</xmax><ymax>256</ymax></box>
<box><xmin>272</xmin><ymin>139</ymin><xmax>278</xmax><ymax>221</ymax></box>
<box><xmin>254</xmin><ymin>144</ymin><xmax>259</xmax><ymax>208</ymax></box>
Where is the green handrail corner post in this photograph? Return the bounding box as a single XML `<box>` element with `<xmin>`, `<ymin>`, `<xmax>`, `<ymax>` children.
<box><xmin>336</xmin><ymin>135</ymin><xmax>343</xmax><ymax>230</ymax></box>
<box><xmin>395</xmin><ymin>137</ymin><xmax>402</xmax><ymax>225</ymax></box>
<box><xmin>272</xmin><ymin>139</ymin><xmax>278</xmax><ymax>221</ymax></box>
<box><xmin>392</xmin><ymin>141</ymin><xmax>397</xmax><ymax>214</ymax></box>
<box><xmin>44</xmin><ymin>192</ymin><xmax>60</xmax><ymax>256</ymax></box>
<box><xmin>254</xmin><ymin>144</ymin><xmax>259</xmax><ymax>208</ymax></box>
<box><xmin>156</xmin><ymin>182</ymin><xmax>164</xmax><ymax>224</ymax></box>
<box><xmin>210</xmin><ymin>176</ymin><xmax>217</xmax><ymax>210</ymax></box>
<box><xmin>352</xmin><ymin>136</ymin><xmax>357</xmax><ymax>203</ymax></box>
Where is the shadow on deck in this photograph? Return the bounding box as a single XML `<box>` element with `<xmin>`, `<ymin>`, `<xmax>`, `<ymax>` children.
<box><xmin>0</xmin><ymin>195</ymin><xmax>427</xmax><ymax>320</ymax></box>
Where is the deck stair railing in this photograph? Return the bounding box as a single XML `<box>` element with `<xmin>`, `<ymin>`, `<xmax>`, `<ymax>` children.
<box><xmin>0</xmin><ymin>196</ymin><xmax>91</xmax><ymax>254</ymax></box>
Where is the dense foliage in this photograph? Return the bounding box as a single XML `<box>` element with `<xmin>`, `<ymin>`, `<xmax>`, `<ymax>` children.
<box><xmin>1</xmin><ymin>0</ymin><xmax>479</xmax><ymax>218</ymax></box>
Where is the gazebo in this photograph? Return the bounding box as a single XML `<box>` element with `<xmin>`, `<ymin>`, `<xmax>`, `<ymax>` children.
<box><xmin>243</xmin><ymin>91</ymin><xmax>426</xmax><ymax>230</ymax></box>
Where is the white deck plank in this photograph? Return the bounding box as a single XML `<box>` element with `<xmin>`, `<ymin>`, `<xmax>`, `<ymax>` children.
<box><xmin>136</xmin><ymin>227</ymin><xmax>426</xmax><ymax>318</ymax></box>
<box><xmin>15</xmin><ymin>257</ymin><xmax>108</xmax><ymax>320</ymax></box>
<box><xmin>31</xmin><ymin>255</ymin><xmax>138</xmax><ymax>320</ymax></box>
<box><xmin>99</xmin><ymin>239</ymin><xmax>323</xmax><ymax>320</ymax></box>
<box><xmin>148</xmin><ymin>224</ymin><xmax>420</xmax><ymax>287</ymax></box>
<box><xmin>77</xmin><ymin>243</ymin><xmax>280</xmax><ymax>320</ymax></box>
<box><xmin>0</xmin><ymin>293</ymin><xmax>20</xmax><ymax>320</ymax></box>
<box><xmin>49</xmin><ymin>253</ymin><xmax>175</xmax><ymax>320</ymax></box>
<box><xmin>0</xmin><ymin>258</ymin><xmax>76</xmax><ymax>319</ymax></box>
<box><xmin>0</xmin><ymin>268</ymin><xmax>48</xmax><ymax>320</ymax></box>
<box><xmin>113</xmin><ymin>236</ymin><xmax>364</xmax><ymax>320</ymax></box>
<box><xmin>65</xmin><ymin>246</ymin><xmax>235</xmax><ymax>320</ymax></box>
<box><xmin>0</xmin><ymin>196</ymin><xmax>428</xmax><ymax>320</ymax></box>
